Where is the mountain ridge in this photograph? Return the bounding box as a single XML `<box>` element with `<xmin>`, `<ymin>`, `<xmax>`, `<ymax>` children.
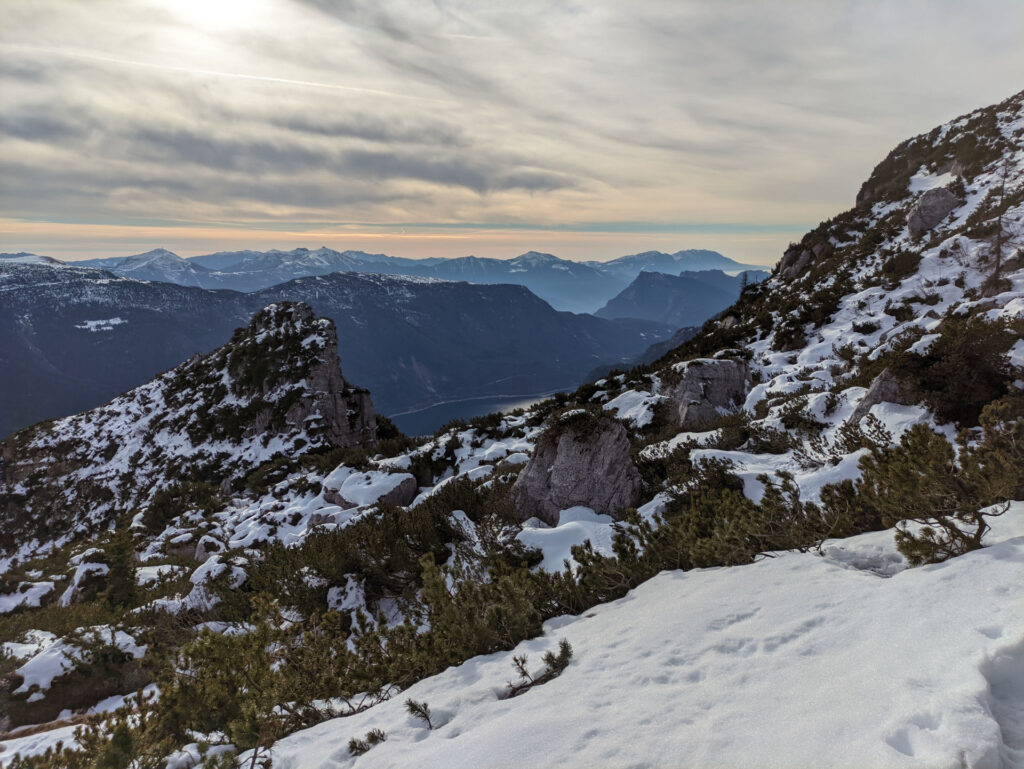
<box><xmin>0</xmin><ymin>262</ymin><xmax>672</xmax><ymax>438</ymax></box>
<box><xmin>0</xmin><ymin>301</ymin><xmax>377</xmax><ymax>553</ymax></box>
<box><xmin>51</xmin><ymin>246</ymin><xmax>765</xmax><ymax>314</ymax></box>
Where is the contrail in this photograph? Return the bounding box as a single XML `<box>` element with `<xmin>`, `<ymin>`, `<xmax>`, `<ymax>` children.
<box><xmin>1</xmin><ymin>43</ymin><xmax>451</xmax><ymax>103</ymax></box>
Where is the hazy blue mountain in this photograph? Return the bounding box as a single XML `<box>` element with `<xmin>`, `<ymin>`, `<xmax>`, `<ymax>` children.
<box><xmin>0</xmin><ymin>261</ymin><xmax>252</xmax><ymax>439</ymax></box>
<box><xmin>594</xmin><ymin>269</ymin><xmax>769</xmax><ymax>327</ymax></box>
<box><xmin>76</xmin><ymin>248</ymin><xmax>228</xmax><ymax>288</ymax></box>
<box><xmin>250</xmin><ymin>272</ymin><xmax>671</xmax><ymax>416</ymax></box>
<box><xmin>57</xmin><ymin>246</ymin><xmax>769</xmax><ymax>314</ymax></box>
<box><xmin>418</xmin><ymin>252</ymin><xmax>621</xmax><ymax>313</ymax></box>
<box><xmin>0</xmin><ymin>252</ymin><xmax>65</xmax><ymax>266</ymax></box>
<box><xmin>585</xmin><ymin>249</ymin><xmax>766</xmax><ymax>282</ymax></box>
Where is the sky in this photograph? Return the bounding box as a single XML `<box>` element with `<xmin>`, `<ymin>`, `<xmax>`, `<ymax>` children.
<box><xmin>1</xmin><ymin>1</ymin><xmax>1022</xmax><ymax>266</ymax></box>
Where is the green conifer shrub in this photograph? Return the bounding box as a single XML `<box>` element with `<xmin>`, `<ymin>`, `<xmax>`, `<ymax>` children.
<box><xmin>104</xmin><ymin>526</ymin><xmax>137</xmax><ymax>610</ymax></box>
<box><xmin>348</xmin><ymin>728</ymin><xmax>387</xmax><ymax>756</ymax></box>
<box><xmin>887</xmin><ymin>314</ymin><xmax>1021</xmax><ymax>426</ymax></box>
<box><xmin>504</xmin><ymin>639</ymin><xmax>573</xmax><ymax>698</ymax></box>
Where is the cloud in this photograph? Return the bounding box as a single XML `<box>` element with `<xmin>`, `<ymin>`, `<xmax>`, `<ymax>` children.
<box><xmin>1</xmin><ymin>0</ymin><xmax>1023</xmax><ymax>261</ymax></box>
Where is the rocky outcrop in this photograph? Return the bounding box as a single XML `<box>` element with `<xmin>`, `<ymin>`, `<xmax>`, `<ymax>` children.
<box><xmin>511</xmin><ymin>411</ymin><xmax>643</xmax><ymax>526</ymax></box>
<box><xmin>777</xmin><ymin>241</ymin><xmax>831</xmax><ymax>281</ymax></box>
<box><xmin>194</xmin><ymin>535</ymin><xmax>226</xmax><ymax>563</ymax></box>
<box><xmin>663</xmin><ymin>358</ymin><xmax>749</xmax><ymax>429</ymax></box>
<box><xmin>59</xmin><ymin>562</ymin><xmax>108</xmax><ymax>605</ymax></box>
<box><xmin>323</xmin><ymin>473</ymin><xmax>418</xmax><ymax>509</ymax></box>
<box><xmin>233</xmin><ymin>303</ymin><xmax>377</xmax><ymax>448</ymax></box>
<box><xmin>907</xmin><ymin>187</ymin><xmax>960</xmax><ymax>238</ymax></box>
<box><xmin>848</xmin><ymin>369</ymin><xmax>918</xmax><ymax>424</ymax></box>
<box><xmin>0</xmin><ymin>302</ymin><xmax>378</xmax><ymax>551</ymax></box>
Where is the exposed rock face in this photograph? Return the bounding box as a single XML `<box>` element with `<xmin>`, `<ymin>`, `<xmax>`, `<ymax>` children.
<box><xmin>848</xmin><ymin>368</ymin><xmax>918</xmax><ymax>424</ymax></box>
<box><xmin>907</xmin><ymin>187</ymin><xmax>960</xmax><ymax>238</ymax></box>
<box><xmin>777</xmin><ymin>245</ymin><xmax>810</xmax><ymax>281</ymax></box>
<box><xmin>0</xmin><ymin>302</ymin><xmax>377</xmax><ymax>552</ymax></box>
<box><xmin>663</xmin><ymin>358</ymin><xmax>749</xmax><ymax>428</ymax></box>
<box><xmin>235</xmin><ymin>303</ymin><xmax>377</xmax><ymax>448</ymax></box>
<box><xmin>777</xmin><ymin>241</ymin><xmax>831</xmax><ymax>281</ymax></box>
<box><xmin>511</xmin><ymin>411</ymin><xmax>643</xmax><ymax>526</ymax></box>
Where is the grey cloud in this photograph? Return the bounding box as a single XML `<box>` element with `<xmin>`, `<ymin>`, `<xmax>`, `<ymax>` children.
<box><xmin>296</xmin><ymin>0</ymin><xmax>414</xmax><ymax>42</ymax></box>
<box><xmin>2</xmin><ymin>0</ymin><xmax>1024</xmax><ymax>250</ymax></box>
<box><xmin>336</xmin><ymin>149</ymin><xmax>572</xmax><ymax>193</ymax></box>
<box><xmin>0</xmin><ymin>58</ymin><xmax>54</xmax><ymax>83</ymax></box>
<box><xmin>265</xmin><ymin>113</ymin><xmax>468</xmax><ymax>149</ymax></box>
<box><xmin>125</xmin><ymin>127</ymin><xmax>329</xmax><ymax>173</ymax></box>
<box><xmin>0</xmin><ymin>112</ymin><xmax>91</xmax><ymax>142</ymax></box>
<box><xmin>0</xmin><ymin>156</ymin><xmax>431</xmax><ymax>221</ymax></box>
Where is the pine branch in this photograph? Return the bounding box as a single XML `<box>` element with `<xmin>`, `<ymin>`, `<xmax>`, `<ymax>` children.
<box><xmin>405</xmin><ymin>698</ymin><xmax>434</xmax><ymax>729</ymax></box>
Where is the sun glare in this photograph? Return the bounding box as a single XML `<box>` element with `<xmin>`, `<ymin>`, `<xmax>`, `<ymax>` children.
<box><xmin>155</xmin><ymin>0</ymin><xmax>274</xmax><ymax>30</ymax></box>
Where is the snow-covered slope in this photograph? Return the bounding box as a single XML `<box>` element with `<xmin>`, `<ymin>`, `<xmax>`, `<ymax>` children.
<box><xmin>0</xmin><ymin>302</ymin><xmax>376</xmax><ymax>555</ymax></box>
<box><xmin>0</xmin><ymin>253</ymin><xmax>65</xmax><ymax>267</ymax></box>
<box><xmin>260</xmin><ymin>506</ymin><xmax>1024</xmax><ymax>769</ymax></box>
<box><xmin>77</xmin><ymin>249</ymin><xmax>223</xmax><ymax>288</ymax></box>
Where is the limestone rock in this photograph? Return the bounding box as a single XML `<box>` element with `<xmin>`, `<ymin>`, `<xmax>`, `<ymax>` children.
<box><xmin>194</xmin><ymin>535</ymin><xmax>226</xmax><ymax>563</ymax></box>
<box><xmin>777</xmin><ymin>240</ymin><xmax>833</xmax><ymax>281</ymax></box>
<box><xmin>323</xmin><ymin>473</ymin><xmax>418</xmax><ymax>509</ymax></box>
<box><xmin>778</xmin><ymin>246</ymin><xmax>810</xmax><ymax>281</ymax></box>
<box><xmin>511</xmin><ymin>411</ymin><xmax>643</xmax><ymax>526</ymax></box>
<box><xmin>664</xmin><ymin>358</ymin><xmax>749</xmax><ymax>429</ymax></box>
<box><xmin>849</xmin><ymin>368</ymin><xmax>918</xmax><ymax>424</ymax></box>
<box><xmin>60</xmin><ymin>562</ymin><xmax>109</xmax><ymax>605</ymax></box>
<box><xmin>907</xmin><ymin>187</ymin><xmax>960</xmax><ymax>238</ymax></box>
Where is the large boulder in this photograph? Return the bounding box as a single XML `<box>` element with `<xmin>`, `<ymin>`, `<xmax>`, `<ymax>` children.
<box><xmin>511</xmin><ymin>411</ymin><xmax>643</xmax><ymax>526</ymax></box>
<box><xmin>663</xmin><ymin>358</ymin><xmax>749</xmax><ymax>429</ymax></box>
<box><xmin>848</xmin><ymin>368</ymin><xmax>918</xmax><ymax>424</ymax></box>
<box><xmin>907</xmin><ymin>187</ymin><xmax>960</xmax><ymax>238</ymax></box>
<box><xmin>323</xmin><ymin>471</ymin><xmax>418</xmax><ymax>509</ymax></box>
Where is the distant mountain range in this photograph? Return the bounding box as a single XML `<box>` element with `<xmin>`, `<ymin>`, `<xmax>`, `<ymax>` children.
<box><xmin>59</xmin><ymin>246</ymin><xmax>768</xmax><ymax>314</ymax></box>
<box><xmin>581</xmin><ymin>249</ymin><xmax>756</xmax><ymax>281</ymax></box>
<box><xmin>596</xmin><ymin>269</ymin><xmax>769</xmax><ymax>327</ymax></box>
<box><xmin>0</xmin><ymin>260</ymin><xmax>672</xmax><ymax>438</ymax></box>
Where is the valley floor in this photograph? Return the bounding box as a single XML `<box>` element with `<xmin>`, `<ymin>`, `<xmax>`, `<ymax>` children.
<box><xmin>248</xmin><ymin>505</ymin><xmax>1024</xmax><ymax>769</ymax></box>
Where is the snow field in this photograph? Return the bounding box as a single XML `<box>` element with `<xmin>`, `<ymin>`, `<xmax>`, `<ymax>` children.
<box><xmin>255</xmin><ymin>505</ymin><xmax>1024</xmax><ymax>769</ymax></box>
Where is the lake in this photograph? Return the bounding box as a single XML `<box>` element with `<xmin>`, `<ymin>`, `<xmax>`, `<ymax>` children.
<box><xmin>387</xmin><ymin>391</ymin><xmax>560</xmax><ymax>437</ymax></box>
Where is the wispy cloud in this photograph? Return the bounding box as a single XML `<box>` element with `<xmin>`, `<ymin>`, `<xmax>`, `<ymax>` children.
<box><xmin>1</xmin><ymin>0</ymin><xmax>1022</xmax><ymax>263</ymax></box>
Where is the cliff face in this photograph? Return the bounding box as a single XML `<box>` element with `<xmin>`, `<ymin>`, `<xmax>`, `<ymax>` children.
<box><xmin>0</xmin><ymin>302</ymin><xmax>376</xmax><ymax>551</ymax></box>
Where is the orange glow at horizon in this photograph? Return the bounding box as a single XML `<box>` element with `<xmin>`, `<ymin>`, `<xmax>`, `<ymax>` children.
<box><xmin>0</xmin><ymin>219</ymin><xmax>790</xmax><ymax>266</ymax></box>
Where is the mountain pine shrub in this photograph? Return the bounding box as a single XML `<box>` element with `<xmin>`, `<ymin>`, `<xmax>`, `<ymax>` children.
<box><xmin>348</xmin><ymin>728</ymin><xmax>387</xmax><ymax>756</ymax></box>
<box><xmin>103</xmin><ymin>526</ymin><xmax>136</xmax><ymax>610</ymax></box>
<box><xmin>821</xmin><ymin>395</ymin><xmax>1023</xmax><ymax>564</ymax></box>
<box><xmin>142</xmin><ymin>482</ymin><xmax>221</xmax><ymax>535</ymax></box>
<box><xmin>887</xmin><ymin>313</ymin><xmax>1022</xmax><ymax>426</ymax></box>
